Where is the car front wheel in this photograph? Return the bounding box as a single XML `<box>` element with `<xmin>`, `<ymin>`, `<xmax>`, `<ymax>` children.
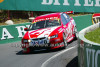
<box><xmin>63</xmin><ymin>33</ymin><xmax>68</xmax><ymax>48</ymax></box>
<box><xmin>74</xmin><ymin>26</ymin><xmax>78</xmax><ymax>39</ymax></box>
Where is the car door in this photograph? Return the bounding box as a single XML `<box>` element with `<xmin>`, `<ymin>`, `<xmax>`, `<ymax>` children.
<box><xmin>61</xmin><ymin>13</ymin><xmax>72</xmax><ymax>41</ymax></box>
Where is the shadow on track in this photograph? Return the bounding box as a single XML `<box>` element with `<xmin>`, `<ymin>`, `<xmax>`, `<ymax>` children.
<box><xmin>16</xmin><ymin>47</ymin><xmax>65</xmax><ymax>55</ymax></box>
<box><xmin>16</xmin><ymin>38</ymin><xmax>78</xmax><ymax>55</ymax></box>
<box><xmin>66</xmin><ymin>56</ymin><xmax>78</xmax><ymax>67</ymax></box>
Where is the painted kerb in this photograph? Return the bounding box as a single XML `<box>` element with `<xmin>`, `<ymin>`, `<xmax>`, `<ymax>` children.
<box><xmin>78</xmin><ymin>22</ymin><xmax>100</xmax><ymax>67</ymax></box>
<box><xmin>0</xmin><ymin>14</ymin><xmax>92</xmax><ymax>44</ymax></box>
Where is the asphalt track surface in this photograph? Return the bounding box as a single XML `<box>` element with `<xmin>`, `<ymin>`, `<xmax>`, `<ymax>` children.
<box><xmin>0</xmin><ymin>39</ymin><xmax>78</xmax><ymax>67</ymax></box>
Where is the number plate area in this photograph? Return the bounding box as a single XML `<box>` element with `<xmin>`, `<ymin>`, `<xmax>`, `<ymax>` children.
<box><xmin>31</xmin><ymin>38</ymin><xmax>49</xmax><ymax>46</ymax></box>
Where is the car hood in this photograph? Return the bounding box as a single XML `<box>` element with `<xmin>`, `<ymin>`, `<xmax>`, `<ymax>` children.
<box><xmin>28</xmin><ymin>26</ymin><xmax>60</xmax><ymax>39</ymax></box>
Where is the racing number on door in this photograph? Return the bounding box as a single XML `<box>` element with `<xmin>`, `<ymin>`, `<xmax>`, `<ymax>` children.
<box><xmin>66</xmin><ymin>22</ymin><xmax>73</xmax><ymax>38</ymax></box>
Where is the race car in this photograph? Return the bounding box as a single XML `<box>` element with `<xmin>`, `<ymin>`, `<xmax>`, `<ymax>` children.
<box><xmin>21</xmin><ymin>11</ymin><xmax>77</xmax><ymax>53</ymax></box>
<box><xmin>92</xmin><ymin>13</ymin><xmax>100</xmax><ymax>24</ymax></box>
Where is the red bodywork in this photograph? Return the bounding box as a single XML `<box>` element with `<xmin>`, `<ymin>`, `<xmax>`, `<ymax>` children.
<box><xmin>21</xmin><ymin>12</ymin><xmax>76</xmax><ymax>53</ymax></box>
<box><xmin>92</xmin><ymin>13</ymin><xmax>100</xmax><ymax>24</ymax></box>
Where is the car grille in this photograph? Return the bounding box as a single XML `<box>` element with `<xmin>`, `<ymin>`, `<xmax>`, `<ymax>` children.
<box><xmin>32</xmin><ymin>37</ymin><xmax>46</xmax><ymax>41</ymax></box>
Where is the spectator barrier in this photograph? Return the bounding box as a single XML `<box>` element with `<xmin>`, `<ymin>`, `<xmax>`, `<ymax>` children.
<box><xmin>78</xmin><ymin>22</ymin><xmax>100</xmax><ymax>67</ymax></box>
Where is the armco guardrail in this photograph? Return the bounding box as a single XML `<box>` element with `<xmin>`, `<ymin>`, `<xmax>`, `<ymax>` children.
<box><xmin>0</xmin><ymin>14</ymin><xmax>92</xmax><ymax>44</ymax></box>
<box><xmin>78</xmin><ymin>23</ymin><xmax>100</xmax><ymax>67</ymax></box>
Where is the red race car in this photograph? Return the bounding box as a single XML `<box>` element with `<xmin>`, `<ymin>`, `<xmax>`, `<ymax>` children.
<box><xmin>21</xmin><ymin>11</ymin><xmax>77</xmax><ymax>53</ymax></box>
<box><xmin>92</xmin><ymin>13</ymin><xmax>100</xmax><ymax>24</ymax></box>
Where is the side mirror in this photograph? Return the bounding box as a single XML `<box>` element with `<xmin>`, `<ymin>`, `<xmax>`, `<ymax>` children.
<box><xmin>24</xmin><ymin>28</ymin><xmax>29</xmax><ymax>31</ymax></box>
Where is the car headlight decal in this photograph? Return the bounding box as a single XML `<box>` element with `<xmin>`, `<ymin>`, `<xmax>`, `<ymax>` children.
<box><xmin>23</xmin><ymin>39</ymin><xmax>31</xmax><ymax>43</ymax></box>
<box><xmin>49</xmin><ymin>34</ymin><xmax>58</xmax><ymax>39</ymax></box>
<box><xmin>28</xmin><ymin>39</ymin><xmax>31</xmax><ymax>42</ymax></box>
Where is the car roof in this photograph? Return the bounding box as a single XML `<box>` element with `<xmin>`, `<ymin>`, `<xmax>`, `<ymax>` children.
<box><xmin>33</xmin><ymin>13</ymin><xmax>62</xmax><ymax>22</ymax></box>
<box><xmin>38</xmin><ymin>13</ymin><xmax>61</xmax><ymax>18</ymax></box>
<box><xmin>93</xmin><ymin>13</ymin><xmax>100</xmax><ymax>17</ymax></box>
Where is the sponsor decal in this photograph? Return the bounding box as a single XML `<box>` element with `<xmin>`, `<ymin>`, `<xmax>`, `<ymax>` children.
<box><xmin>32</xmin><ymin>17</ymin><xmax>59</xmax><ymax>23</ymax></box>
<box><xmin>65</xmin><ymin>22</ymin><xmax>73</xmax><ymax>37</ymax></box>
<box><xmin>29</xmin><ymin>26</ymin><xmax>58</xmax><ymax>38</ymax></box>
<box><xmin>60</xmin><ymin>42</ymin><xmax>64</xmax><ymax>45</ymax></box>
<box><xmin>58</xmin><ymin>28</ymin><xmax>63</xmax><ymax>33</ymax></box>
<box><xmin>55</xmin><ymin>39</ymin><xmax>60</xmax><ymax>42</ymax></box>
<box><xmin>86</xmin><ymin>47</ymin><xmax>100</xmax><ymax>67</ymax></box>
<box><xmin>41</xmin><ymin>0</ymin><xmax>100</xmax><ymax>7</ymax></box>
<box><xmin>0</xmin><ymin>25</ymin><xmax>30</xmax><ymax>40</ymax></box>
<box><xmin>55</xmin><ymin>43</ymin><xmax>60</xmax><ymax>46</ymax></box>
<box><xmin>92</xmin><ymin>13</ymin><xmax>100</xmax><ymax>24</ymax></box>
<box><xmin>1</xmin><ymin>28</ymin><xmax>14</xmax><ymax>40</ymax></box>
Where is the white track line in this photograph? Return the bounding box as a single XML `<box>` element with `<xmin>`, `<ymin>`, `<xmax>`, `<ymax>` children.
<box><xmin>41</xmin><ymin>45</ymin><xmax>77</xmax><ymax>67</ymax></box>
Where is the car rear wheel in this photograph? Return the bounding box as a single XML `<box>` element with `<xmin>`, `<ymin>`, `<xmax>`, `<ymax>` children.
<box><xmin>63</xmin><ymin>33</ymin><xmax>68</xmax><ymax>48</ymax></box>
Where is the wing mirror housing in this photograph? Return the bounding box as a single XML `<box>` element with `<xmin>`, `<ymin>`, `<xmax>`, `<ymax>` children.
<box><xmin>24</xmin><ymin>28</ymin><xmax>29</xmax><ymax>31</ymax></box>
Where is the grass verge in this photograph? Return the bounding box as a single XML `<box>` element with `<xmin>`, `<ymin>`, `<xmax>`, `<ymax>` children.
<box><xmin>0</xmin><ymin>13</ymin><xmax>92</xmax><ymax>26</ymax></box>
<box><xmin>85</xmin><ymin>28</ymin><xmax>100</xmax><ymax>44</ymax></box>
<box><xmin>0</xmin><ymin>19</ymin><xmax>29</xmax><ymax>26</ymax></box>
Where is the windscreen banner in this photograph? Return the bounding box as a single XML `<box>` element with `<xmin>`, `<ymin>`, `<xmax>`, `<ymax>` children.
<box><xmin>0</xmin><ymin>0</ymin><xmax>100</xmax><ymax>12</ymax></box>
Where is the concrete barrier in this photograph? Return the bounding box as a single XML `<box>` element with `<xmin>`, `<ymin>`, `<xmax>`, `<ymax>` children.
<box><xmin>78</xmin><ymin>22</ymin><xmax>100</xmax><ymax>67</ymax></box>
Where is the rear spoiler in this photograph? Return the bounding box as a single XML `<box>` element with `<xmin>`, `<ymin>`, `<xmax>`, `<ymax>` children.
<box><xmin>63</xmin><ymin>11</ymin><xmax>74</xmax><ymax>14</ymax></box>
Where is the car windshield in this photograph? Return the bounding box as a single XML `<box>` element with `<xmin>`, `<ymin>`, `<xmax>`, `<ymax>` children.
<box><xmin>29</xmin><ymin>19</ymin><xmax>61</xmax><ymax>30</ymax></box>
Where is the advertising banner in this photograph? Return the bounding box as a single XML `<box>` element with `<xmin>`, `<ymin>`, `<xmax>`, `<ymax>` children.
<box><xmin>78</xmin><ymin>22</ymin><xmax>100</xmax><ymax>67</ymax></box>
<box><xmin>78</xmin><ymin>39</ymin><xmax>100</xmax><ymax>67</ymax></box>
<box><xmin>0</xmin><ymin>0</ymin><xmax>100</xmax><ymax>12</ymax></box>
<box><xmin>0</xmin><ymin>23</ymin><xmax>30</xmax><ymax>44</ymax></box>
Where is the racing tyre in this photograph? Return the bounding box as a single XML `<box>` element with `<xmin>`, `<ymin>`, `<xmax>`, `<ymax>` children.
<box><xmin>63</xmin><ymin>33</ymin><xmax>68</xmax><ymax>48</ymax></box>
<box><xmin>74</xmin><ymin>26</ymin><xmax>78</xmax><ymax>39</ymax></box>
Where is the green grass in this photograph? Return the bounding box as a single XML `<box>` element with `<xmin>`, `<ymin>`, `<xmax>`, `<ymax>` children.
<box><xmin>85</xmin><ymin>28</ymin><xmax>100</xmax><ymax>44</ymax></box>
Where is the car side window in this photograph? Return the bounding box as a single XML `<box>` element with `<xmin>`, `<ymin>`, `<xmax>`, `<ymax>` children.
<box><xmin>61</xmin><ymin>13</ymin><xmax>71</xmax><ymax>25</ymax></box>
